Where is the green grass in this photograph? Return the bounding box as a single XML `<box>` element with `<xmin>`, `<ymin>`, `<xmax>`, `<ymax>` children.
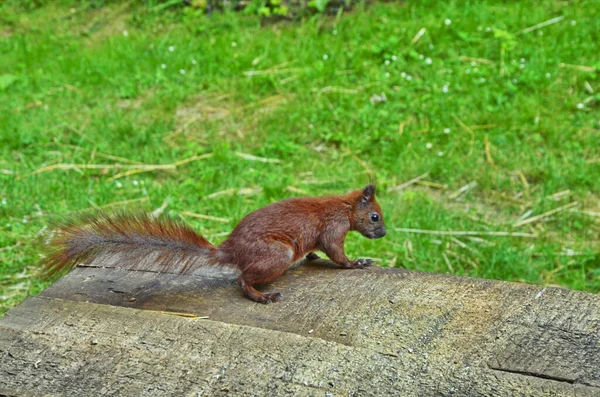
<box><xmin>1</xmin><ymin>0</ymin><xmax>599</xmax><ymax>315</ymax></box>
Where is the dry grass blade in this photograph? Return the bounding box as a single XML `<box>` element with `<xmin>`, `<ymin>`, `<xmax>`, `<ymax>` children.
<box><xmin>179</xmin><ymin>211</ymin><xmax>230</xmax><ymax>223</ymax></box>
<box><xmin>449</xmin><ymin>181</ymin><xmax>477</xmax><ymax>199</ymax></box>
<box><xmin>411</xmin><ymin>28</ymin><xmax>426</xmax><ymax>45</ymax></box>
<box><xmin>395</xmin><ymin>228</ymin><xmax>537</xmax><ymax>238</ymax></box>
<box><xmin>387</xmin><ymin>172</ymin><xmax>430</xmax><ymax>192</ymax></box>
<box><xmin>20</xmin><ymin>163</ymin><xmax>176</xmax><ymax>179</ymax></box>
<box><xmin>484</xmin><ymin>135</ymin><xmax>496</xmax><ymax>168</ymax></box>
<box><xmin>205</xmin><ymin>188</ymin><xmax>236</xmax><ymax>199</ymax></box>
<box><xmin>150</xmin><ymin>200</ymin><xmax>169</xmax><ymax>218</ymax></box>
<box><xmin>442</xmin><ymin>253</ymin><xmax>454</xmax><ymax>273</ymax></box>
<box><xmin>287</xmin><ymin>186</ymin><xmax>309</xmax><ymax>194</ymax></box>
<box><xmin>451</xmin><ymin>114</ymin><xmax>475</xmax><ymax>155</ymax></box>
<box><xmin>577</xmin><ymin>210</ymin><xmax>600</xmax><ymax>218</ymax></box>
<box><xmin>546</xmin><ymin>189</ymin><xmax>571</xmax><ymax>201</ymax></box>
<box><xmin>489</xmin><ymin>190</ymin><xmax>527</xmax><ymax>205</ymax></box>
<box><xmin>559</xmin><ymin>63</ymin><xmax>596</xmax><ymax>73</ymax></box>
<box><xmin>94</xmin><ymin>152</ymin><xmax>143</xmax><ymax>165</ymax></box>
<box><xmin>243</xmin><ymin>68</ymin><xmax>303</xmax><ymax>76</ymax></box>
<box><xmin>459</xmin><ymin>56</ymin><xmax>494</xmax><ymax>65</ymax></box>
<box><xmin>416</xmin><ymin>180</ymin><xmax>447</xmax><ymax>189</ymax></box>
<box><xmin>97</xmin><ymin>197</ymin><xmax>150</xmax><ymax>209</ymax></box>
<box><xmin>144</xmin><ymin>309</ymin><xmax>208</xmax><ymax>319</ymax></box>
<box><xmin>513</xmin><ymin>201</ymin><xmax>579</xmax><ymax>227</ymax></box>
<box><xmin>318</xmin><ymin>86</ymin><xmax>360</xmax><ymax>94</ymax></box>
<box><xmin>107</xmin><ymin>154</ymin><xmax>213</xmax><ymax>181</ymax></box>
<box><xmin>171</xmin><ymin>153</ymin><xmax>214</xmax><ymax>167</ymax></box>
<box><xmin>106</xmin><ymin>168</ymin><xmax>162</xmax><ymax>181</ymax></box>
<box><xmin>521</xmin><ymin>16</ymin><xmax>564</xmax><ymax>34</ymax></box>
<box><xmin>24</xmin><ymin>153</ymin><xmax>213</xmax><ymax>181</ymax></box>
<box><xmin>234</xmin><ymin>151</ymin><xmax>281</xmax><ymax>163</ymax></box>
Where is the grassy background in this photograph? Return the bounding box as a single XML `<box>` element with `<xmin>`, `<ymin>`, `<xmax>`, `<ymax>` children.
<box><xmin>1</xmin><ymin>0</ymin><xmax>599</xmax><ymax>315</ymax></box>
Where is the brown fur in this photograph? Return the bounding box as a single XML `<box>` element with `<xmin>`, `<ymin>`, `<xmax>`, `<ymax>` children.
<box><xmin>43</xmin><ymin>185</ymin><xmax>386</xmax><ymax>304</ymax></box>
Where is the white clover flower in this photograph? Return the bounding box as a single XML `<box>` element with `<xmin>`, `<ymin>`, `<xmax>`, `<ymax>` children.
<box><xmin>512</xmin><ymin>79</ymin><xmax>518</xmax><ymax>84</ymax></box>
<box><xmin>577</xmin><ymin>103</ymin><xmax>584</xmax><ymax>109</ymax></box>
<box><xmin>443</xmin><ymin>128</ymin><xmax>451</xmax><ymax>134</ymax></box>
<box><xmin>519</xmin><ymin>63</ymin><xmax>525</xmax><ymax>69</ymax></box>
<box><xmin>123</xmin><ymin>30</ymin><xmax>129</xmax><ymax>37</ymax></box>
<box><xmin>332</xmin><ymin>29</ymin><xmax>337</xmax><ymax>35</ymax></box>
<box><xmin>385</xmin><ymin>60</ymin><xmax>390</xmax><ymax>65</ymax></box>
<box><xmin>323</xmin><ymin>54</ymin><xmax>329</xmax><ymax>60</ymax></box>
<box><xmin>419</xmin><ymin>54</ymin><xmax>424</xmax><ymax>60</ymax></box>
<box><xmin>444</xmin><ymin>19</ymin><xmax>451</xmax><ymax>25</ymax></box>
<box><xmin>133</xmin><ymin>180</ymin><xmax>139</xmax><ymax>186</ymax></box>
<box><xmin>477</xmin><ymin>26</ymin><xmax>482</xmax><ymax>31</ymax></box>
<box><xmin>391</xmin><ymin>55</ymin><xmax>398</xmax><ymax>61</ymax></box>
<box><xmin>471</xmin><ymin>61</ymin><xmax>477</xmax><ymax>67</ymax></box>
<box><xmin>520</xmin><ymin>58</ymin><xmax>526</xmax><ymax>63</ymax></box>
<box><xmin>570</xmin><ymin>20</ymin><xmax>576</xmax><ymax>26</ymax></box>
<box><xmin>425</xmin><ymin>57</ymin><xmax>432</xmax><ymax>65</ymax></box>
<box><xmin>231</xmin><ymin>42</ymin><xmax>237</xmax><ymax>47</ymax></box>
<box><xmin>479</xmin><ymin>77</ymin><xmax>486</xmax><ymax>83</ymax></box>
<box><xmin>161</xmin><ymin>64</ymin><xmax>166</xmax><ymax>69</ymax></box>
<box><xmin>168</xmin><ymin>46</ymin><xmax>175</xmax><ymax>52</ymax></box>
<box><xmin>426</xmin><ymin>142</ymin><xmax>433</xmax><ymax>149</ymax></box>
<box><xmin>115</xmin><ymin>181</ymin><xmax>123</xmax><ymax>188</ymax></box>
<box><xmin>442</xmin><ymin>84</ymin><xmax>449</xmax><ymax>93</ymax></box>
<box><xmin>401</xmin><ymin>72</ymin><xmax>406</xmax><ymax>78</ymax></box>
<box><xmin>1</xmin><ymin>198</ymin><xmax>6</xmax><ymax>205</ymax></box>
<box><xmin>406</xmin><ymin>75</ymin><xmax>412</xmax><ymax>81</ymax></box>
<box><xmin>385</xmin><ymin>72</ymin><xmax>390</xmax><ymax>78</ymax></box>
<box><xmin>437</xmin><ymin>151</ymin><xmax>444</xmax><ymax>157</ymax></box>
<box><xmin>465</xmin><ymin>69</ymin><xmax>471</xmax><ymax>74</ymax></box>
<box><xmin>180</xmin><ymin>69</ymin><xmax>186</xmax><ymax>75</ymax></box>
<box><xmin>545</xmin><ymin>73</ymin><xmax>551</xmax><ymax>78</ymax></box>
<box><xmin>485</xmin><ymin>27</ymin><xmax>492</xmax><ymax>32</ymax></box>
<box><xmin>191</xmin><ymin>59</ymin><xmax>197</xmax><ymax>65</ymax></box>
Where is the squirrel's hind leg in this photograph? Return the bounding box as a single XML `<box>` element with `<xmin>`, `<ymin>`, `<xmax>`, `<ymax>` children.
<box><xmin>237</xmin><ymin>243</ymin><xmax>294</xmax><ymax>304</ymax></box>
<box><xmin>238</xmin><ymin>277</ymin><xmax>282</xmax><ymax>304</ymax></box>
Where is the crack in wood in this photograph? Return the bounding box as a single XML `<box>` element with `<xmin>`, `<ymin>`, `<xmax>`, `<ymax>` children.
<box><xmin>489</xmin><ymin>366</ymin><xmax>588</xmax><ymax>386</ymax></box>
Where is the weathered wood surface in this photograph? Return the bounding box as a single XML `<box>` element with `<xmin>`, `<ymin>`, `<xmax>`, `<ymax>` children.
<box><xmin>1</xmin><ymin>259</ymin><xmax>599</xmax><ymax>396</ymax></box>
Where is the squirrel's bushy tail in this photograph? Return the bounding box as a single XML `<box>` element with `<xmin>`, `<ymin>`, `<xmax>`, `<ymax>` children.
<box><xmin>43</xmin><ymin>212</ymin><xmax>218</xmax><ymax>278</ymax></box>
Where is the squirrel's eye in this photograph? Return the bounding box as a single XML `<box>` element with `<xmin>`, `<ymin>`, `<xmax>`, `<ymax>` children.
<box><xmin>370</xmin><ymin>213</ymin><xmax>380</xmax><ymax>222</ymax></box>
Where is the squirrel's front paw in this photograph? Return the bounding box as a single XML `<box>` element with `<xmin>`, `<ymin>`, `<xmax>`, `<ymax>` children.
<box><xmin>352</xmin><ymin>258</ymin><xmax>373</xmax><ymax>268</ymax></box>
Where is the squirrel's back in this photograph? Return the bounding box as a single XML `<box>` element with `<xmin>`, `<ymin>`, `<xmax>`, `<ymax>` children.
<box><xmin>218</xmin><ymin>195</ymin><xmax>353</xmax><ymax>262</ymax></box>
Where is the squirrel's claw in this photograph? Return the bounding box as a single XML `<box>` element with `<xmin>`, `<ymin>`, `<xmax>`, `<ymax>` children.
<box><xmin>352</xmin><ymin>258</ymin><xmax>373</xmax><ymax>268</ymax></box>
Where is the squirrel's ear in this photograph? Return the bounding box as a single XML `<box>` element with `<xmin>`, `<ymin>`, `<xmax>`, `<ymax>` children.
<box><xmin>361</xmin><ymin>184</ymin><xmax>376</xmax><ymax>202</ymax></box>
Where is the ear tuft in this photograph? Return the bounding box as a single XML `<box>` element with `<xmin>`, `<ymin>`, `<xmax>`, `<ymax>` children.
<box><xmin>362</xmin><ymin>184</ymin><xmax>376</xmax><ymax>202</ymax></box>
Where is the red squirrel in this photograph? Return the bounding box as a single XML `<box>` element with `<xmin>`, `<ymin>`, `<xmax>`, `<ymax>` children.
<box><xmin>43</xmin><ymin>185</ymin><xmax>386</xmax><ymax>303</ymax></box>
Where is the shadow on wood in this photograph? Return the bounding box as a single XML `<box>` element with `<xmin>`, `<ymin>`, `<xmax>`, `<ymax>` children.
<box><xmin>1</xmin><ymin>259</ymin><xmax>599</xmax><ymax>396</ymax></box>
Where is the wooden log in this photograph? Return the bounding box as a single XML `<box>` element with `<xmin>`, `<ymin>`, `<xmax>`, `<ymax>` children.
<box><xmin>1</xmin><ymin>259</ymin><xmax>599</xmax><ymax>396</ymax></box>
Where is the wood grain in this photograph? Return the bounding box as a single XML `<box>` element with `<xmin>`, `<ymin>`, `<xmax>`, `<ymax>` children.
<box><xmin>1</xmin><ymin>259</ymin><xmax>598</xmax><ymax>396</ymax></box>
